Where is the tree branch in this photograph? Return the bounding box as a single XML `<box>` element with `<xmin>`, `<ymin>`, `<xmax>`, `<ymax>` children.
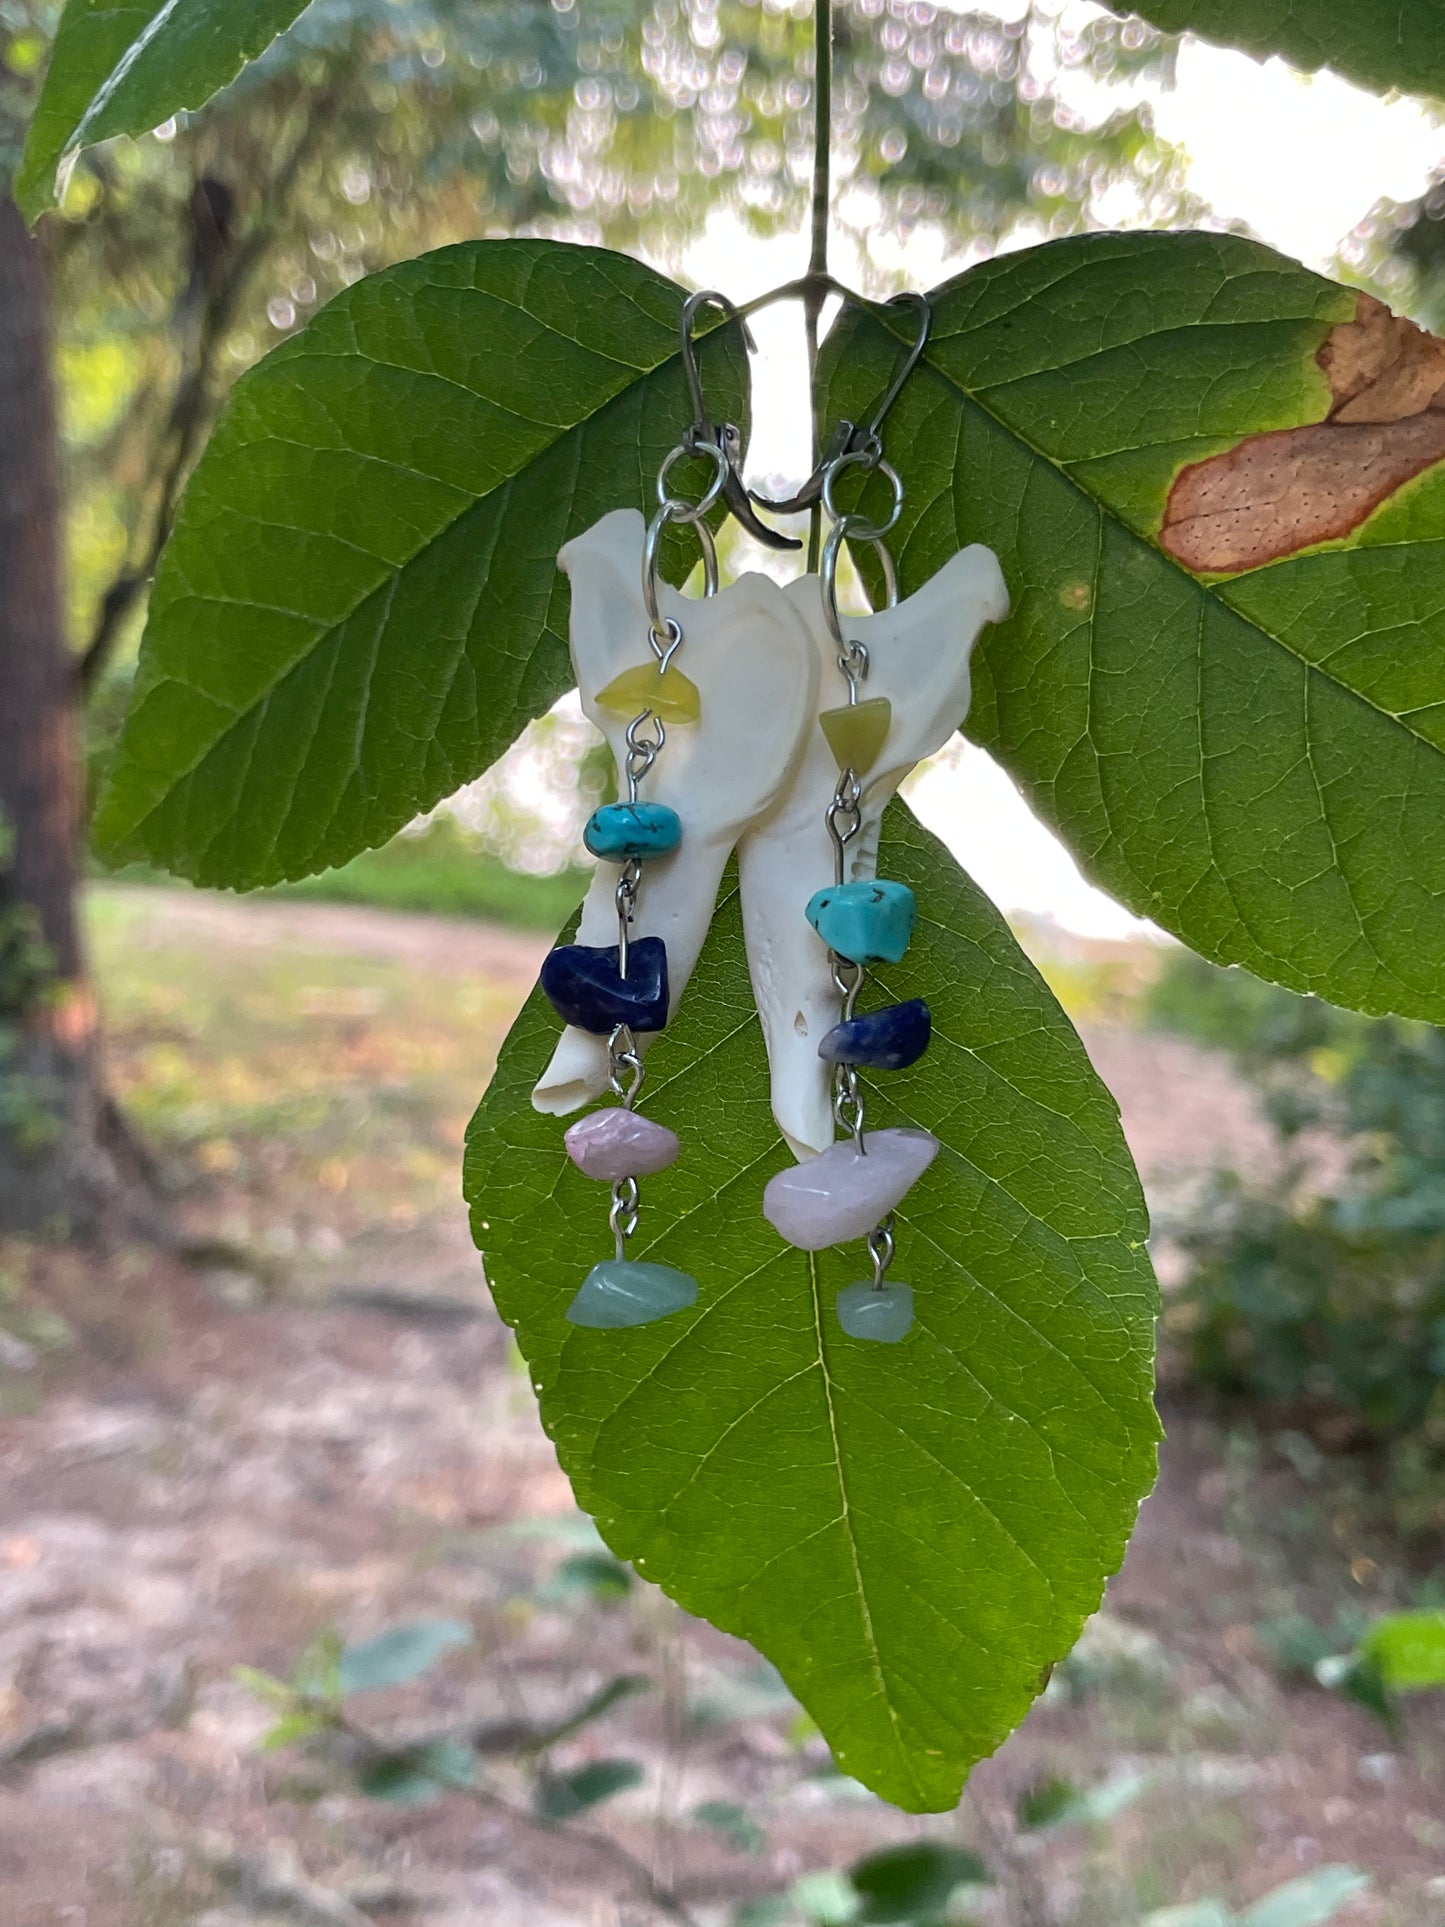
<box><xmin>804</xmin><ymin>0</ymin><xmax>833</xmax><ymax>572</ymax></box>
<box><xmin>331</xmin><ymin>1708</ymin><xmax>705</xmax><ymax>1927</ymax></box>
<box><xmin>78</xmin><ymin>88</ymin><xmax>340</xmax><ymax>695</ymax></box>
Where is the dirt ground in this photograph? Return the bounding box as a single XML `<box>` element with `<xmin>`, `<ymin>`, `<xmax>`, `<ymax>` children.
<box><xmin>0</xmin><ymin>889</ymin><xmax>1439</xmax><ymax>1927</ymax></box>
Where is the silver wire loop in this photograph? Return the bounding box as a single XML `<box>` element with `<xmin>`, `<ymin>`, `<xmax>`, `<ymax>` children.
<box><xmin>826</xmin><ymin>770</ymin><xmax>863</xmax><ymax>887</ymax></box>
<box><xmin>819</xmin><ymin>501</ymin><xmax>899</xmax><ymax>692</ymax></box>
<box><xmin>833</xmin><ymin>1064</ymin><xmax>866</xmax><ymax>1151</ymax></box>
<box><xmin>624</xmin><ymin>712</ymin><xmax>666</xmax><ymax>803</ymax></box>
<box><xmin>832</xmin><ymin>953</ymin><xmax>864</xmax><ymax>1018</ymax></box>
<box><xmin>608</xmin><ymin>1022</ymin><xmax>645</xmax><ymax>1109</ymax></box>
<box><xmin>641</xmin><ymin>502</ymin><xmax>719</xmax><ymax>647</ymax></box>
<box><xmin>614</xmin><ymin>856</ymin><xmax>642</xmax><ymax>974</ymax></box>
<box><xmin>610</xmin><ymin>1174</ymin><xmax>641</xmax><ymax>1259</ymax></box>
<box><xmin>867</xmin><ymin>1214</ymin><xmax>896</xmax><ymax>1288</ymax></box>
<box><xmin>647</xmin><ymin>615</ymin><xmax>684</xmax><ymax>673</ymax></box>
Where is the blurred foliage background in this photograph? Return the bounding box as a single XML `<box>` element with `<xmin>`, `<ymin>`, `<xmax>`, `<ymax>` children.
<box><xmin>3</xmin><ymin>0</ymin><xmax>1196</xmax><ymax>905</ymax></box>
<box><xmin>1149</xmin><ymin>953</ymin><xmax>1445</xmax><ymax>1545</ymax></box>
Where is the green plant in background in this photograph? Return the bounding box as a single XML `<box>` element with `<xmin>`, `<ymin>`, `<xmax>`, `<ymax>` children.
<box><xmin>104</xmin><ymin>813</ymin><xmax>592</xmax><ymax>933</ymax></box>
<box><xmin>1139</xmin><ymin>1866</ymin><xmax>1370</xmax><ymax>1927</ymax></box>
<box><xmin>0</xmin><ymin>820</ymin><xmax>62</xmax><ymax>1155</ymax></box>
<box><xmin>1150</xmin><ymin>950</ymin><xmax>1445</xmax><ymax>1536</ymax></box>
<box><xmin>1308</xmin><ymin>1607</ymin><xmax>1445</xmax><ymax>1738</ymax></box>
<box><xmin>237</xmin><ymin>1587</ymin><xmax>1374</xmax><ymax>1927</ymax></box>
<box><xmin>20</xmin><ymin>0</ymin><xmax>1445</xmax><ymax>1817</ymax></box>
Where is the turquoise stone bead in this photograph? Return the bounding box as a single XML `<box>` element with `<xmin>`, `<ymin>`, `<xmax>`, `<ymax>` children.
<box><xmin>584</xmin><ymin>802</ymin><xmax>682</xmax><ymax>861</ymax></box>
<box><xmin>806</xmin><ymin>880</ymin><xmax>916</xmax><ymax>966</ymax></box>
<box><xmin>836</xmin><ymin>1281</ymin><xmax>915</xmax><ymax>1343</ymax></box>
<box><xmin>566</xmin><ymin>1258</ymin><xmax>699</xmax><ymax>1328</ymax></box>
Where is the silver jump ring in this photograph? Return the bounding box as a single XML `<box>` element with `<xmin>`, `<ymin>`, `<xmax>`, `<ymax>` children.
<box><xmin>657</xmin><ymin>438</ymin><xmax>729</xmax><ymax>522</ymax></box>
<box><xmin>642</xmin><ymin>504</ymin><xmax>720</xmax><ymax>642</ymax></box>
<box><xmin>821</xmin><ymin>452</ymin><xmax>904</xmax><ymax>543</ymax></box>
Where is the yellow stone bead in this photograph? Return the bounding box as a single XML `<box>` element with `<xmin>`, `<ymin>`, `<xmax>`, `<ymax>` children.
<box><xmin>596</xmin><ymin>663</ymin><xmax>702</xmax><ymax>725</ymax></box>
<box><xmin>819</xmin><ymin>696</ymin><xmax>892</xmax><ymax>775</ymax></box>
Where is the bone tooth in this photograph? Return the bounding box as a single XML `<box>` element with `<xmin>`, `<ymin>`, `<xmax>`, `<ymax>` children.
<box><xmin>532</xmin><ymin>510</ymin><xmax>818</xmax><ymax>1116</ymax></box>
<box><xmin>738</xmin><ymin>545</ymin><xmax>1009</xmax><ymax>1160</ymax></box>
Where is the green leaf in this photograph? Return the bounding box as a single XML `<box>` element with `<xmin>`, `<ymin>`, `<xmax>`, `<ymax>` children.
<box><xmin>542</xmin><ymin>1551</ymin><xmax>634</xmax><ymax>1605</ymax></box>
<box><xmin>1316</xmin><ymin>1652</ymin><xmax>1398</xmax><ymax>1733</ymax></box>
<box><xmin>94</xmin><ymin>240</ymin><xmax>747</xmax><ymax>889</ymax></box>
<box><xmin>821</xmin><ymin>231</ymin><xmax>1445</xmax><ymax>1023</ymax></box>
<box><xmin>1107</xmin><ymin>2</ymin><xmax>1445</xmax><ymax>102</ymax></box>
<box><xmin>339</xmin><ymin>1618</ymin><xmax>471</xmax><ymax>1695</ymax></box>
<box><xmin>1143</xmin><ymin>1906</ymin><xmax>1233</xmax><ymax>1927</ymax></box>
<box><xmin>848</xmin><ymin>1841</ymin><xmax>990</xmax><ymax>1922</ymax></box>
<box><xmin>534</xmin><ymin>1757</ymin><xmax>645</xmax><ymax>1820</ymax></box>
<box><xmin>358</xmin><ymin>1737</ymin><xmax>476</xmax><ymax>1804</ymax></box>
<box><xmin>693</xmin><ymin>1799</ymin><xmax>768</xmax><ymax>1855</ymax></box>
<box><xmin>1240</xmin><ymin>1867</ymin><xmax>1372</xmax><ymax>1927</ymax></box>
<box><xmin>792</xmin><ymin>1870</ymin><xmax>861</xmax><ymax>1926</ymax></box>
<box><xmin>1015</xmin><ymin>1768</ymin><xmax>1151</xmax><ymax>1832</ymax></box>
<box><xmin>233</xmin><ymin>1664</ymin><xmax>293</xmax><ymax>1706</ymax></box>
<box><xmin>17</xmin><ymin>0</ymin><xmax>313</xmax><ymax>219</ymax></box>
<box><xmin>1017</xmin><ymin>1775</ymin><xmax>1079</xmax><ymax>1830</ymax></box>
<box><xmin>291</xmin><ymin>1627</ymin><xmax>343</xmax><ymax>1703</ymax></box>
<box><xmin>735</xmin><ymin>1902</ymin><xmax>795</xmax><ymax>1927</ymax></box>
<box><xmin>465</xmin><ymin>805</ymin><xmax>1160</xmax><ymax>1811</ymax></box>
<box><xmin>535</xmin><ymin>1673</ymin><xmax>652</xmax><ymax>1748</ymax></box>
<box><xmin>259</xmin><ymin>1707</ymin><xmax>330</xmax><ymax>1752</ymax></box>
<box><xmin>1358</xmin><ymin>1608</ymin><xmax>1445</xmax><ymax>1692</ymax></box>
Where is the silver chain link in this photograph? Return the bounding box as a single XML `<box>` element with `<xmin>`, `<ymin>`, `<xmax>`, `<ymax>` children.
<box><xmin>816</xmin><ymin>440</ymin><xmax>906</xmax><ymax>1181</ymax></box>
<box><xmin>609</xmin><ymin>1175</ymin><xmax>641</xmax><ymax>1261</ymax></box>
<box><xmin>867</xmin><ymin>1214</ymin><xmax>896</xmax><ymax>1289</ymax></box>
<box><xmin>608</xmin><ymin>1022</ymin><xmax>645</xmax><ymax>1108</ymax></box>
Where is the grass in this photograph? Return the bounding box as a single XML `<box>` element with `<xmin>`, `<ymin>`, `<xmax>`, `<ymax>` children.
<box><xmin>84</xmin><ymin>887</ymin><xmax>524</xmax><ymax>1275</ymax></box>
<box><xmin>96</xmin><ymin>814</ymin><xmax>589</xmax><ymax>935</ymax></box>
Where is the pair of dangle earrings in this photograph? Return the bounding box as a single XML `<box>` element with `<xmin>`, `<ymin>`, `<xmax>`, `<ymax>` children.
<box><xmin>531</xmin><ymin>305</ymin><xmax>1009</xmax><ymax>1340</ymax></box>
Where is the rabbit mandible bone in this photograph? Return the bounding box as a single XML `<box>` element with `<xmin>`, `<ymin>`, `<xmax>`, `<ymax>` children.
<box><xmin>737</xmin><ymin>544</ymin><xmax>1010</xmax><ymax>1160</ymax></box>
<box><xmin>532</xmin><ymin>509</ymin><xmax>820</xmax><ymax>1116</ymax></box>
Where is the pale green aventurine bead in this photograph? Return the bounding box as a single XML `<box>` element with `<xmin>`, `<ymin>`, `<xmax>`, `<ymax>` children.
<box><xmin>567</xmin><ymin>1258</ymin><xmax>699</xmax><ymax>1329</ymax></box>
<box><xmin>836</xmin><ymin>1281</ymin><xmax>915</xmax><ymax>1343</ymax></box>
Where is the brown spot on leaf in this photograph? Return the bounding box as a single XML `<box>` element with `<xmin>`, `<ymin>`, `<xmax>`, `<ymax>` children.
<box><xmin>1160</xmin><ymin>294</ymin><xmax>1445</xmax><ymax>573</ymax></box>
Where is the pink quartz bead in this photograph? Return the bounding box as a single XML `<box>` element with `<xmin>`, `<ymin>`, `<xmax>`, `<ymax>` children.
<box><xmin>565</xmin><ymin>1107</ymin><xmax>681</xmax><ymax>1181</ymax></box>
<box><xmin>762</xmin><ymin>1128</ymin><xmax>939</xmax><ymax>1250</ymax></box>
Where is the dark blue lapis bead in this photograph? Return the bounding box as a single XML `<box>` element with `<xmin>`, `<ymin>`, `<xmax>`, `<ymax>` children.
<box><xmin>540</xmin><ymin>937</ymin><xmax>669</xmax><ymax>1034</ymax></box>
<box><xmin>819</xmin><ymin>998</ymin><xmax>931</xmax><ymax>1071</ymax></box>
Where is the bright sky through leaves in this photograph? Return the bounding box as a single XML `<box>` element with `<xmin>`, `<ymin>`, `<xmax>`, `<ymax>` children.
<box><xmin>682</xmin><ymin>22</ymin><xmax>1443</xmax><ymax>940</ymax></box>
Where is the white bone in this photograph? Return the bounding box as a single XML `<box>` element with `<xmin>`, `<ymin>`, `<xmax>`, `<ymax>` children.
<box><xmin>532</xmin><ymin>509</ymin><xmax>819</xmax><ymax>1115</ymax></box>
<box><xmin>737</xmin><ymin>545</ymin><xmax>1010</xmax><ymax>1159</ymax></box>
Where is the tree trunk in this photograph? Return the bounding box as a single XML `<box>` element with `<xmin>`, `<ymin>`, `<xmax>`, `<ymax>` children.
<box><xmin>0</xmin><ymin>193</ymin><xmax>143</xmax><ymax>1237</ymax></box>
